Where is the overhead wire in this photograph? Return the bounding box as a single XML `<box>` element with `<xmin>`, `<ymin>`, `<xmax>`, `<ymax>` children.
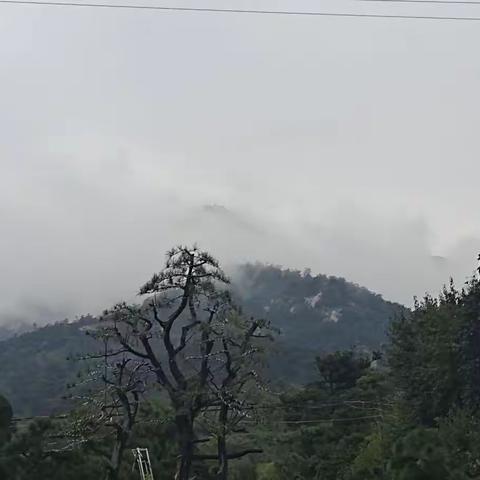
<box><xmin>1</xmin><ymin>0</ymin><xmax>480</xmax><ymax>21</ymax></box>
<box><xmin>360</xmin><ymin>0</ymin><xmax>480</xmax><ymax>5</ymax></box>
<box><xmin>11</xmin><ymin>400</ymin><xmax>391</xmax><ymax>424</ymax></box>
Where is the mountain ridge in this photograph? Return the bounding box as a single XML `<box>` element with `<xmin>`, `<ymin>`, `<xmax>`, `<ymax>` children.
<box><xmin>0</xmin><ymin>263</ymin><xmax>406</xmax><ymax>415</ymax></box>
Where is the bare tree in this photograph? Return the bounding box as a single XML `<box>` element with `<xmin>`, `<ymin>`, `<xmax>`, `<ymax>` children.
<box><xmin>98</xmin><ymin>246</ymin><xmax>236</xmax><ymax>480</ymax></box>
<box><xmin>101</xmin><ymin>357</ymin><xmax>148</xmax><ymax>480</ymax></box>
<box><xmin>199</xmin><ymin>314</ymin><xmax>273</xmax><ymax>480</ymax></box>
<box><xmin>96</xmin><ymin>246</ymin><xmax>275</xmax><ymax>480</ymax></box>
<box><xmin>67</xmin><ymin>336</ymin><xmax>149</xmax><ymax>480</ymax></box>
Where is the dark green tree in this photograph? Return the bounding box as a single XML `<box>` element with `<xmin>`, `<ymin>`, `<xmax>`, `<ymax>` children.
<box><xmin>315</xmin><ymin>351</ymin><xmax>371</xmax><ymax>394</ymax></box>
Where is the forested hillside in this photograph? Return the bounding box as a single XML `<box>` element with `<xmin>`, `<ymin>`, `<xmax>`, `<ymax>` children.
<box><xmin>0</xmin><ymin>263</ymin><xmax>402</xmax><ymax>416</ymax></box>
<box><xmin>235</xmin><ymin>263</ymin><xmax>404</xmax><ymax>382</ymax></box>
<box><xmin>0</xmin><ymin>316</ymin><xmax>96</xmax><ymax>415</ymax></box>
<box><xmin>1</xmin><ymin>247</ymin><xmax>480</xmax><ymax>480</ymax></box>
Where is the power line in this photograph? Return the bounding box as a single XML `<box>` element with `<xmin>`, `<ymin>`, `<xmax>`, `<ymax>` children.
<box><xmin>361</xmin><ymin>0</ymin><xmax>480</xmax><ymax>5</ymax></box>
<box><xmin>249</xmin><ymin>400</ymin><xmax>392</xmax><ymax>411</ymax></box>
<box><xmin>10</xmin><ymin>402</ymin><xmax>383</xmax><ymax>422</ymax></box>
<box><xmin>278</xmin><ymin>415</ymin><xmax>384</xmax><ymax>424</ymax></box>
<box><xmin>2</xmin><ymin>0</ymin><xmax>480</xmax><ymax>21</ymax></box>
<box><xmin>11</xmin><ymin>400</ymin><xmax>392</xmax><ymax>423</ymax></box>
<box><xmin>244</xmin><ymin>414</ymin><xmax>384</xmax><ymax>424</ymax></box>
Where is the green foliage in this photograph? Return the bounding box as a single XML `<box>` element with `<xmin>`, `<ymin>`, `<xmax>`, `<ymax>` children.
<box><xmin>0</xmin><ymin>400</ymin><xmax>179</xmax><ymax>480</ymax></box>
<box><xmin>384</xmin><ymin>414</ymin><xmax>480</xmax><ymax>480</ymax></box>
<box><xmin>388</xmin><ymin>290</ymin><xmax>461</xmax><ymax>424</ymax></box>
<box><xmin>256</xmin><ymin>462</ymin><xmax>280</xmax><ymax>480</ymax></box>
<box><xmin>253</xmin><ymin>352</ymin><xmax>389</xmax><ymax>480</ymax></box>
<box><xmin>388</xmin><ymin>277</ymin><xmax>480</xmax><ymax>425</ymax></box>
<box><xmin>349</xmin><ymin>429</ymin><xmax>385</xmax><ymax>479</ymax></box>
<box><xmin>127</xmin><ymin>401</ymin><xmax>177</xmax><ymax>480</ymax></box>
<box><xmin>3</xmin><ymin>258</ymin><xmax>480</xmax><ymax>479</ymax></box>
<box><xmin>315</xmin><ymin>351</ymin><xmax>371</xmax><ymax>393</ymax></box>
<box><xmin>387</xmin><ymin>428</ymin><xmax>453</xmax><ymax>480</ymax></box>
<box><xmin>351</xmin><ymin>267</ymin><xmax>480</xmax><ymax>480</ymax></box>
<box><xmin>0</xmin><ymin>418</ymin><xmax>106</xmax><ymax>480</ymax></box>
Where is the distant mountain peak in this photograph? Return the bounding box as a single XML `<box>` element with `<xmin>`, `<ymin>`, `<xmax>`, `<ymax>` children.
<box><xmin>202</xmin><ymin>204</ymin><xmax>230</xmax><ymax>214</ymax></box>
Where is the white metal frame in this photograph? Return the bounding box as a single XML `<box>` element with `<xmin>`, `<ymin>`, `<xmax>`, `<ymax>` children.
<box><xmin>132</xmin><ymin>448</ymin><xmax>154</xmax><ymax>480</ymax></box>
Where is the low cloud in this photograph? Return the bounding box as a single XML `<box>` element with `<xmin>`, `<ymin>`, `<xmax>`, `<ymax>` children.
<box><xmin>1</xmin><ymin>193</ymin><xmax>479</xmax><ymax>326</ymax></box>
<box><xmin>2</xmin><ymin>5</ymin><xmax>480</xmax><ymax>323</ymax></box>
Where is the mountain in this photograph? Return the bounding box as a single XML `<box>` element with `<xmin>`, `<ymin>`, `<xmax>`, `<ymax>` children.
<box><xmin>0</xmin><ymin>316</ymin><xmax>97</xmax><ymax>416</ymax></box>
<box><xmin>234</xmin><ymin>264</ymin><xmax>405</xmax><ymax>383</ymax></box>
<box><xmin>0</xmin><ymin>265</ymin><xmax>405</xmax><ymax>416</ymax></box>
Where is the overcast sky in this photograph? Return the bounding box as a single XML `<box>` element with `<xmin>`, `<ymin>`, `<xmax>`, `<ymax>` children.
<box><xmin>1</xmin><ymin>0</ymin><xmax>480</xmax><ymax>323</ymax></box>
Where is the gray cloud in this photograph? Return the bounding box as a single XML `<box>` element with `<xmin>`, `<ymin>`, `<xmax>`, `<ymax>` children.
<box><xmin>1</xmin><ymin>0</ymin><xmax>480</xmax><ymax>323</ymax></box>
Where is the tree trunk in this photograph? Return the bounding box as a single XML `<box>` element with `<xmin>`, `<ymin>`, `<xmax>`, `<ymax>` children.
<box><xmin>105</xmin><ymin>430</ymin><xmax>127</xmax><ymax>480</ymax></box>
<box><xmin>175</xmin><ymin>414</ymin><xmax>195</xmax><ymax>480</ymax></box>
<box><xmin>216</xmin><ymin>435</ymin><xmax>228</xmax><ymax>480</ymax></box>
<box><xmin>216</xmin><ymin>404</ymin><xmax>228</xmax><ymax>480</ymax></box>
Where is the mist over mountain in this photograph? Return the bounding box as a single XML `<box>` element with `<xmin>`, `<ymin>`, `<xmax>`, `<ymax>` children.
<box><xmin>0</xmin><ymin>324</ymin><xmax>31</xmax><ymax>342</ymax></box>
<box><xmin>0</xmin><ymin>263</ymin><xmax>404</xmax><ymax>416</ymax></box>
<box><xmin>1</xmin><ymin>202</ymin><xmax>478</xmax><ymax>329</ymax></box>
<box><xmin>179</xmin><ymin>205</ymin><xmax>480</xmax><ymax>306</ymax></box>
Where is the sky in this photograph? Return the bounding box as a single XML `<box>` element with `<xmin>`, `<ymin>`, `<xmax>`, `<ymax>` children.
<box><xmin>1</xmin><ymin>0</ymin><xmax>480</xmax><ymax>323</ymax></box>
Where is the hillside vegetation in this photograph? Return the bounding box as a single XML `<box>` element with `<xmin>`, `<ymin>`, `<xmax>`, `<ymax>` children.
<box><xmin>0</xmin><ymin>264</ymin><xmax>403</xmax><ymax>416</ymax></box>
<box><xmin>1</xmin><ymin>248</ymin><xmax>480</xmax><ymax>480</ymax></box>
